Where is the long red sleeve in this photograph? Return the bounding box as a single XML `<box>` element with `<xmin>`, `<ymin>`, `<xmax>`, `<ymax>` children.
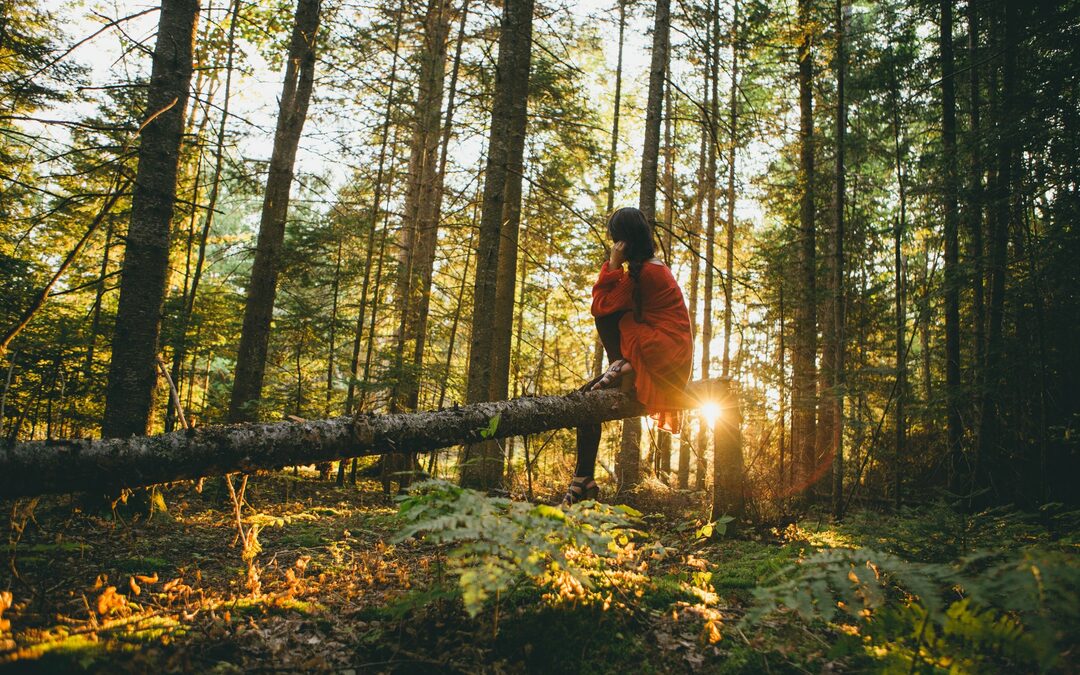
<box><xmin>591</xmin><ymin>261</ymin><xmax>633</xmax><ymax>317</ymax></box>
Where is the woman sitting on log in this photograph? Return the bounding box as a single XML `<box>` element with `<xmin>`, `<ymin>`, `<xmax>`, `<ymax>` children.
<box><xmin>565</xmin><ymin>207</ymin><xmax>694</xmax><ymax>505</ymax></box>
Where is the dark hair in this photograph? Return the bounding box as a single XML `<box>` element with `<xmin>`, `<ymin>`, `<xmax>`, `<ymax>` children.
<box><xmin>606</xmin><ymin>207</ymin><xmax>656</xmax><ymax>323</ymax></box>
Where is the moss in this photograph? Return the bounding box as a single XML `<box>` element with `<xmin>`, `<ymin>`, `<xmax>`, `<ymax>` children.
<box><xmin>228</xmin><ymin>596</ymin><xmax>326</xmax><ymax>618</ymax></box>
<box><xmin>643</xmin><ymin>573</ymin><xmax>700</xmax><ymax>608</ymax></box>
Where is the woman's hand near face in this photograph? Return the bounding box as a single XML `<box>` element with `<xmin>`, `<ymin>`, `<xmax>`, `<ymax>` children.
<box><xmin>609</xmin><ymin>241</ymin><xmax>627</xmax><ymax>268</ymax></box>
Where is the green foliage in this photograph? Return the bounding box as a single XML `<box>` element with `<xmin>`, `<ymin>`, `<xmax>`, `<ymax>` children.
<box><xmin>394</xmin><ymin>479</ymin><xmax>643</xmax><ymax>617</ymax></box>
<box><xmin>748</xmin><ymin>545</ymin><xmax>1080</xmax><ymax>672</ymax></box>
<box><xmin>479</xmin><ymin>412</ymin><xmax>500</xmax><ymax>440</ymax></box>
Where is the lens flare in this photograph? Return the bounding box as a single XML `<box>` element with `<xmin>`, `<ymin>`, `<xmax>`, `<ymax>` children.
<box><xmin>700</xmin><ymin>401</ymin><xmax>721</xmax><ymax>427</ymax></box>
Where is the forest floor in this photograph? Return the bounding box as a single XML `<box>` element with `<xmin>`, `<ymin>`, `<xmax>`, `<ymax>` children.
<box><xmin>1</xmin><ymin>468</ymin><xmax>1077</xmax><ymax>673</ymax></box>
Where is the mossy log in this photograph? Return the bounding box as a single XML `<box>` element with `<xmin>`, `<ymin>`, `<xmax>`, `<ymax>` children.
<box><xmin>0</xmin><ymin>378</ymin><xmax>730</xmax><ymax>498</ymax></box>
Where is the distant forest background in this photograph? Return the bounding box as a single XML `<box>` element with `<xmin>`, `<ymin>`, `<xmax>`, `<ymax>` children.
<box><xmin>1</xmin><ymin>0</ymin><xmax>1077</xmax><ymax>509</ymax></box>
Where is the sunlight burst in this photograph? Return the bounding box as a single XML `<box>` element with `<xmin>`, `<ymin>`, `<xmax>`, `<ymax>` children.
<box><xmin>700</xmin><ymin>401</ymin><xmax>721</xmax><ymax>427</ymax></box>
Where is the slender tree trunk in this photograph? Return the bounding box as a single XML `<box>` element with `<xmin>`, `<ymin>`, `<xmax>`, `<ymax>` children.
<box><xmin>595</xmin><ymin>0</ymin><xmax>627</xmax><ymax>380</ymax></box>
<box><xmin>890</xmin><ymin>59</ymin><xmax>907</xmax><ymax>509</ymax></box>
<box><xmin>228</xmin><ymin>0</ymin><xmax>321</xmax><ymax>423</ymax></box>
<box><xmin>83</xmin><ymin>212</ymin><xmax>116</xmax><ymax>378</ymax></box>
<box><xmin>830</xmin><ymin>0</ymin><xmax>846</xmax><ymax>518</ymax></box>
<box><xmin>793</xmin><ymin>0</ymin><xmax>818</xmax><ymax>494</ymax></box>
<box><xmin>460</xmin><ymin>0</ymin><xmax>534</xmax><ymax>489</ymax></box>
<box><xmin>101</xmin><ymin>0</ymin><xmax>199</xmax><ymax>438</ymax></box>
<box><xmin>437</xmin><ymin>187</ymin><xmax>480</xmax><ymax>411</ymax></box>
<box><xmin>966</xmin><ymin>0</ymin><xmax>985</xmax><ymax>461</ymax></box>
<box><xmin>941</xmin><ymin>0</ymin><xmax>964</xmax><ymax>493</ymax></box>
<box><xmin>392</xmin><ymin>0</ymin><xmax>453</xmax><ymax>414</ymax></box>
<box><xmin>638</xmin><ymin>0</ymin><xmax>671</xmax><ymax>226</ymax></box>
<box><xmin>344</xmin><ymin>5</ymin><xmax>404</xmax><ymax>422</ymax></box>
<box><xmin>325</xmin><ymin>239</ymin><xmax>343</xmax><ymax>417</ymax></box>
<box><xmin>411</xmin><ymin>0</ymin><xmax>470</xmax><ymax>403</ymax></box>
<box><xmin>166</xmin><ymin>0</ymin><xmax>241</xmax><ymax>432</ymax></box>
<box><xmin>722</xmin><ymin>0</ymin><xmax>739</xmax><ymax>379</ymax></box>
<box><xmin>778</xmin><ymin>282</ymin><xmax>787</xmax><ymax>493</ymax></box>
<box><xmin>977</xmin><ymin>0</ymin><xmax>1016</xmax><ymax>499</ymax></box>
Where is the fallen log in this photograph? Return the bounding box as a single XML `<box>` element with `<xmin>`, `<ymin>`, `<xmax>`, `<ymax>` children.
<box><xmin>0</xmin><ymin>378</ymin><xmax>729</xmax><ymax>498</ymax></box>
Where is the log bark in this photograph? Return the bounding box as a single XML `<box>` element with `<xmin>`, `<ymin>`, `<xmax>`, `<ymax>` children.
<box><xmin>0</xmin><ymin>379</ymin><xmax>729</xmax><ymax>499</ymax></box>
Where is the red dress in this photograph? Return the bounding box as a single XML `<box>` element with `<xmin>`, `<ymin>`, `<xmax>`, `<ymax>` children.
<box><xmin>592</xmin><ymin>260</ymin><xmax>694</xmax><ymax>433</ymax></box>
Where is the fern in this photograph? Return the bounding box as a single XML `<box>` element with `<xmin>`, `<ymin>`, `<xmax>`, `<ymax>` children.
<box><xmin>394</xmin><ymin>479</ymin><xmax>644</xmax><ymax>617</ymax></box>
<box><xmin>748</xmin><ymin>545</ymin><xmax>1079</xmax><ymax>672</ymax></box>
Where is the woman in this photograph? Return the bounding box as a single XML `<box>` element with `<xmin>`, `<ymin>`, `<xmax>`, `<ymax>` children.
<box><xmin>564</xmin><ymin>207</ymin><xmax>694</xmax><ymax>505</ymax></box>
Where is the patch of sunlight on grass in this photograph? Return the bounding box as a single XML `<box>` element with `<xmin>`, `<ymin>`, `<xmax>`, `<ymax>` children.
<box><xmin>230</xmin><ymin>596</ymin><xmax>326</xmax><ymax>617</ymax></box>
<box><xmin>14</xmin><ymin>616</ymin><xmax>185</xmax><ymax>667</ymax></box>
<box><xmin>782</xmin><ymin>523</ymin><xmax>859</xmax><ymax>550</ymax></box>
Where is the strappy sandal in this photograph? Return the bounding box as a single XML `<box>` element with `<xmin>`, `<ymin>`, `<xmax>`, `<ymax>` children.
<box><xmin>562</xmin><ymin>476</ymin><xmax>600</xmax><ymax>506</ymax></box>
<box><xmin>591</xmin><ymin>359</ymin><xmax>630</xmax><ymax>391</ymax></box>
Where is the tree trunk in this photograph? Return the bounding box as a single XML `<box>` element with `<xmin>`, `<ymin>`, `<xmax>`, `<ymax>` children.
<box><xmin>966</xmin><ymin>0</ymin><xmax>985</xmax><ymax>460</ymax></box>
<box><xmin>392</xmin><ymin>0</ymin><xmax>453</xmax><ymax>414</ymax></box>
<box><xmin>638</xmin><ymin>0</ymin><xmax>670</xmax><ymax>226</ymax></box>
<box><xmin>721</xmin><ymin>0</ymin><xmax>738</xmax><ymax>379</ymax></box>
<box><xmin>165</xmin><ymin>0</ymin><xmax>242</xmax><ymax>433</ymax></box>
<box><xmin>830</xmin><ymin>0</ymin><xmax>846</xmax><ymax>519</ymax></box>
<box><xmin>461</xmin><ymin>0</ymin><xmax>534</xmax><ymax>489</ymax></box>
<box><xmin>890</xmin><ymin>56</ymin><xmax>907</xmax><ymax>509</ymax></box>
<box><xmin>977</xmin><ymin>0</ymin><xmax>1016</xmax><ymax>499</ymax></box>
<box><xmin>595</xmin><ymin>0</ymin><xmax>627</xmax><ymax>380</ymax></box>
<box><xmin>941</xmin><ymin>0</ymin><xmax>964</xmax><ymax>493</ymax></box>
<box><xmin>2</xmin><ymin>378</ymin><xmax>730</xmax><ymax>499</ymax></box>
<box><xmin>792</xmin><ymin>0</ymin><xmax>818</xmax><ymax>494</ymax></box>
<box><xmin>228</xmin><ymin>0</ymin><xmax>321</xmax><ymax>423</ymax></box>
<box><xmin>344</xmin><ymin>5</ymin><xmax>404</xmax><ymax>421</ymax></box>
<box><xmin>711</xmin><ymin>380</ymin><xmax>743</xmax><ymax>521</ymax></box>
<box><xmin>101</xmin><ymin>0</ymin><xmax>199</xmax><ymax>439</ymax></box>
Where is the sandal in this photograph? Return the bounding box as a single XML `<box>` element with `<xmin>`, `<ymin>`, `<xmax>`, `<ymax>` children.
<box><xmin>562</xmin><ymin>476</ymin><xmax>600</xmax><ymax>506</ymax></box>
<box><xmin>590</xmin><ymin>359</ymin><xmax>630</xmax><ymax>391</ymax></box>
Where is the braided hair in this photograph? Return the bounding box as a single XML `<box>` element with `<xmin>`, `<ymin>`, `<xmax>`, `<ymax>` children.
<box><xmin>606</xmin><ymin>207</ymin><xmax>656</xmax><ymax>323</ymax></box>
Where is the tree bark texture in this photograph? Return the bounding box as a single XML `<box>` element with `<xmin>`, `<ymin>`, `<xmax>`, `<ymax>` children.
<box><xmin>101</xmin><ymin>0</ymin><xmax>199</xmax><ymax>439</ymax></box>
<box><xmin>461</xmin><ymin>0</ymin><xmax>534</xmax><ymax>489</ymax></box>
<box><xmin>228</xmin><ymin>0</ymin><xmax>320</xmax><ymax>423</ymax></box>
<box><xmin>711</xmin><ymin>380</ymin><xmax>743</xmax><ymax>520</ymax></box>
<box><xmin>637</xmin><ymin>0</ymin><xmax>670</xmax><ymax>225</ymax></box>
<box><xmin>2</xmin><ymin>378</ymin><xmax>730</xmax><ymax>498</ymax></box>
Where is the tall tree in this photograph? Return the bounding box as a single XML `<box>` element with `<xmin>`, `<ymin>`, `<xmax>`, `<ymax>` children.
<box><xmin>965</xmin><ymin>0</ymin><xmax>985</xmax><ymax>451</ymax></box>
<box><xmin>594</xmin><ymin>0</ymin><xmax>628</xmax><ymax>380</ymax></box>
<box><xmin>829</xmin><ymin>0</ymin><xmax>846</xmax><ymax>518</ymax></box>
<box><xmin>721</xmin><ymin>0</ymin><xmax>739</xmax><ymax>379</ymax></box>
<box><xmin>228</xmin><ymin>0</ymin><xmax>321</xmax><ymax>423</ymax></box>
<box><xmin>792</xmin><ymin>0</ymin><xmax>818</xmax><ymax>494</ymax></box>
<box><xmin>391</xmin><ymin>0</ymin><xmax>454</xmax><ymax>413</ymax></box>
<box><xmin>940</xmin><ymin>0</ymin><xmax>963</xmax><ymax>492</ymax></box>
<box><xmin>101</xmin><ymin>0</ymin><xmax>199</xmax><ymax>439</ymax></box>
<box><xmin>460</xmin><ymin>0</ymin><xmax>534</xmax><ymax>489</ymax></box>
